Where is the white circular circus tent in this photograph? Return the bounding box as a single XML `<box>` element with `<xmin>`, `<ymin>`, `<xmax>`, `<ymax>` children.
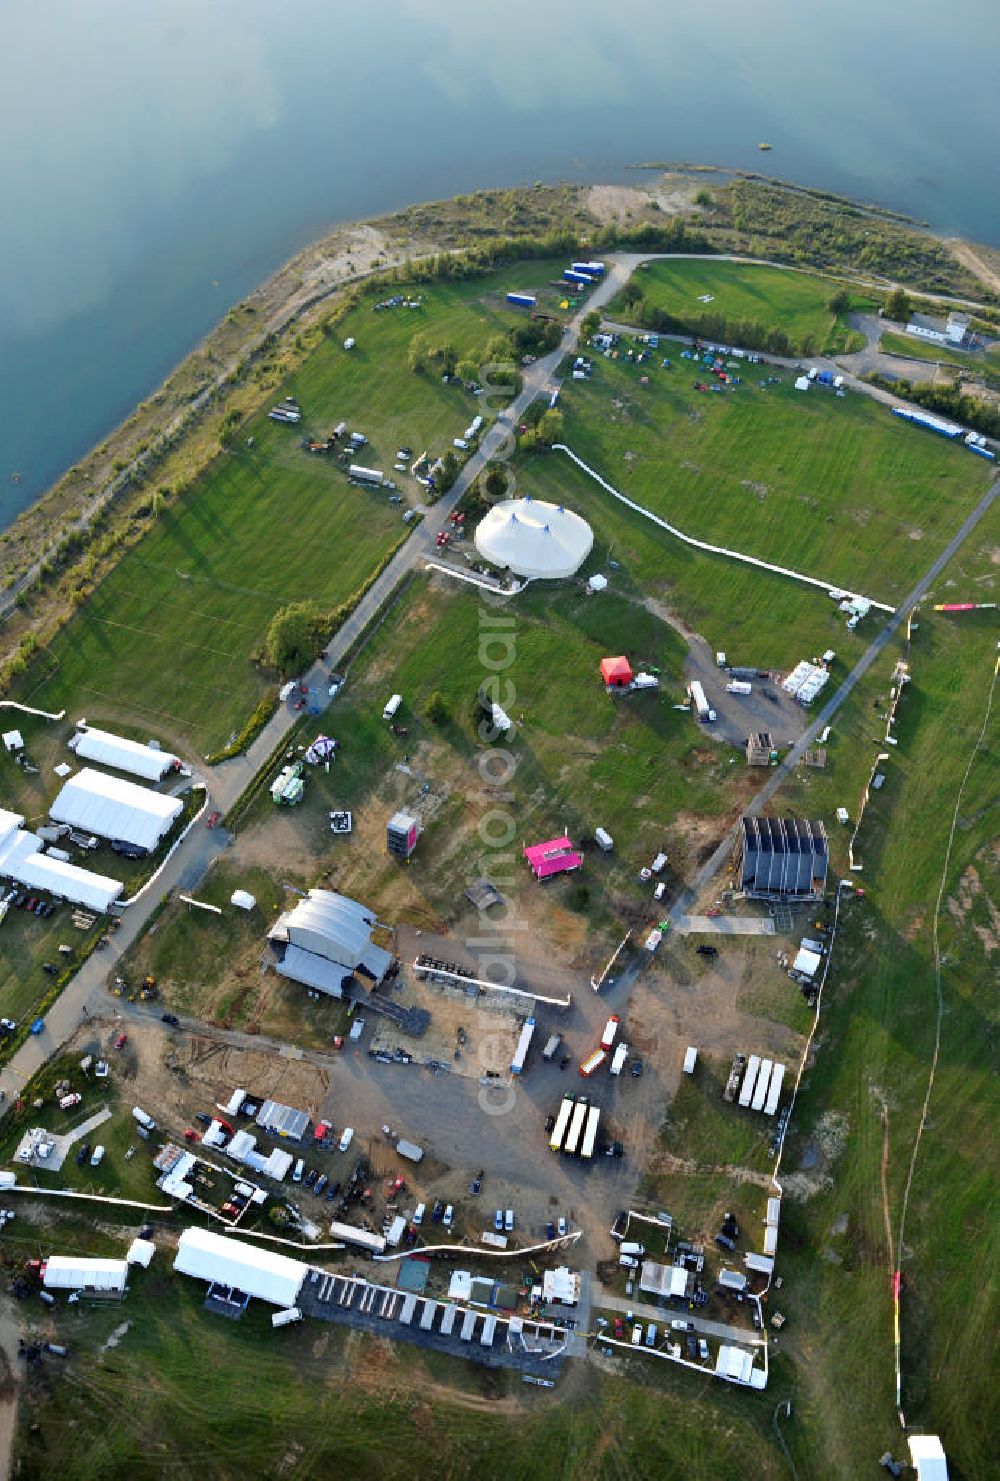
<box><xmin>474</xmin><ymin>497</ymin><xmax>593</xmax><ymax>579</ymax></box>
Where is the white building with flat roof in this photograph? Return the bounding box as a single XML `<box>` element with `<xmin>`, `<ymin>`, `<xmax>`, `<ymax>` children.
<box><xmin>43</xmin><ymin>1255</ymin><xmax>129</xmax><ymax>1293</ymax></box>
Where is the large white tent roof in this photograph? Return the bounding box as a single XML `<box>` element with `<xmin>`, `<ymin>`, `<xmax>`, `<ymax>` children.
<box><xmin>50</xmin><ymin>768</ymin><xmax>182</xmax><ymax>851</ymax></box>
<box><xmin>69</xmin><ymin>724</ymin><xmax>179</xmax><ymax>782</ymax></box>
<box><xmin>475</xmin><ymin>497</ymin><xmax>593</xmax><ymax>579</ymax></box>
<box><xmin>173</xmin><ymin>1226</ymin><xmax>307</xmax><ymax>1307</ymax></box>
<box><xmin>43</xmin><ymin>1255</ymin><xmax>129</xmax><ymax>1292</ymax></box>
<box><xmin>0</xmin><ymin>811</ymin><xmax>122</xmax><ymax>911</ymax></box>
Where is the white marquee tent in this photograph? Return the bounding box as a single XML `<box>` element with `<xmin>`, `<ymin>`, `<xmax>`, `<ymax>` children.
<box><xmin>0</xmin><ymin>809</ymin><xmax>122</xmax><ymax>912</ymax></box>
<box><xmin>50</xmin><ymin>768</ymin><xmax>182</xmax><ymax>851</ymax></box>
<box><xmin>69</xmin><ymin>724</ymin><xmax>180</xmax><ymax>782</ymax></box>
<box><xmin>173</xmin><ymin>1226</ymin><xmax>307</xmax><ymax>1307</ymax></box>
<box><xmin>43</xmin><ymin>1255</ymin><xmax>129</xmax><ymax>1293</ymax></box>
<box><xmin>475</xmin><ymin>497</ymin><xmax>593</xmax><ymax>579</ymax></box>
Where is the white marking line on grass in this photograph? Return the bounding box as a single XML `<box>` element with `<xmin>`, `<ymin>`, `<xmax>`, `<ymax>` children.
<box><xmin>552</xmin><ymin>444</ymin><xmax>895</xmax><ymax>613</ymax></box>
<box><xmin>0</xmin><ymin>700</ymin><xmax>66</xmax><ymax>720</ymax></box>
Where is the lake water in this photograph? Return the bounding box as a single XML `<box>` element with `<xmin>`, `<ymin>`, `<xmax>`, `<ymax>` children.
<box><xmin>1</xmin><ymin>0</ymin><xmax>998</xmax><ymax>527</ymax></box>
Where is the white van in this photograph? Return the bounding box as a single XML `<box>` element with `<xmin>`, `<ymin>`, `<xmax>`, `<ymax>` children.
<box><xmin>413</xmin><ymin>1202</ymin><xmax>426</xmax><ymax>1226</ymax></box>
<box><xmin>131</xmin><ymin>1106</ymin><xmax>156</xmax><ymax>1132</ymax></box>
<box><xmin>292</xmin><ymin>1158</ymin><xmax>304</xmax><ymax>1183</ymax></box>
<box><xmin>382</xmin><ymin>694</ymin><xmax>402</xmax><ymax>721</ymax></box>
<box><xmin>338</xmin><ymin>1127</ymin><xmax>354</xmax><ymax>1153</ymax></box>
<box><xmin>89</xmin><ymin>1145</ymin><xmax>105</xmax><ymax>1167</ymax></box>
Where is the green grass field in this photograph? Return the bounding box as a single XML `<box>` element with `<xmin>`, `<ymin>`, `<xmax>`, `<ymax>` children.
<box><xmin>765</xmin><ymin>566</ymin><xmax>999</xmax><ymax>1478</ymax></box>
<box><xmin>545</xmin><ymin>351</ymin><xmax>989</xmax><ymax>606</ymax></box>
<box><xmin>13</xmin><ymin>265</ymin><xmax>574</xmax><ymax>756</ymax></box>
<box><xmin>611</xmin><ymin>258</ymin><xmax>872</xmax><ymax>353</ymax></box>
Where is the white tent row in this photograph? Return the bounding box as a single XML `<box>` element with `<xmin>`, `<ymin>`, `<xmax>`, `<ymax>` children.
<box><xmin>50</xmin><ymin>768</ymin><xmax>182</xmax><ymax>852</ymax></box>
<box><xmin>69</xmin><ymin>724</ymin><xmax>181</xmax><ymax>782</ymax></box>
<box><xmin>173</xmin><ymin>1226</ymin><xmax>307</xmax><ymax>1308</ymax></box>
<box><xmin>0</xmin><ymin>809</ymin><xmax>122</xmax><ymax>912</ymax></box>
<box><xmin>43</xmin><ymin>1255</ymin><xmax>129</xmax><ymax>1293</ymax></box>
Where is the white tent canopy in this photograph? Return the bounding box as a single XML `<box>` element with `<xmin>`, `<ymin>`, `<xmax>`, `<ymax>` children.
<box><xmin>475</xmin><ymin>497</ymin><xmax>593</xmax><ymax>578</ymax></box>
<box><xmin>50</xmin><ymin>768</ymin><xmax>182</xmax><ymax>851</ymax></box>
<box><xmin>0</xmin><ymin>810</ymin><xmax>122</xmax><ymax>912</ymax></box>
<box><xmin>43</xmin><ymin>1255</ymin><xmax>129</xmax><ymax>1292</ymax></box>
<box><xmin>69</xmin><ymin>724</ymin><xmax>180</xmax><ymax>782</ymax></box>
<box><xmin>173</xmin><ymin>1226</ymin><xmax>307</xmax><ymax>1307</ymax></box>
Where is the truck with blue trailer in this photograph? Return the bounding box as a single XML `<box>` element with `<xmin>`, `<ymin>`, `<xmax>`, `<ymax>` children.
<box><xmin>506</xmin><ymin>292</ymin><xmax>536</xmax><ymax>309</ymax></box>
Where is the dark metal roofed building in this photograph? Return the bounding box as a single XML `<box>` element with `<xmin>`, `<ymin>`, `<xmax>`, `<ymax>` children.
<box><xmin>734</xmin><ymin>816</ymin><xmax>828</xmax><ymax>901</ymax></box>
<box><xmin>267</xmin><ymin>888</ymin><xmax>393</xmax><ymax>998</ymax></box>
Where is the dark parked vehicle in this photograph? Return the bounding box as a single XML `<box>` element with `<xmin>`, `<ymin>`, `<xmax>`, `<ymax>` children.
<box><xmin>544</xmin><ymin>1114</ymin><xmax>556</xmax><ymax>1134</ymax></box>
<box><xmin>161</xmin><ymin>1013</ymin><xmax>180</xmax><ymax>1027</ymax></box>
<box><xmin>431</xmin><ymin>1199</ymin><xmax>444</xmax><ymax>1223</ymax></box>
<box><xmin>33</xmin><ymin>900</ymin><xmax>48</xmax><ymax>916</ymax></box>
<box><xmin>42</xmin><ymin>963</ymin><xmax>58</xmax><ymax>976</ymax></box>
<box><xmin>314</xmin><ymin>1174</ymin><xmax>328</xmax><ymax>1197</ymax></box>
<box><xmin>325</xmin><ymin>1181</ymin><xmax>341</xmax><ymax>1202</ymax></box>
<box><xmin>696</xmin><ymin>944</ymin><xmax>718</xmax><ymax>957</ymax></box>
<box><xmin>304</xmin><ymin>1168</ymin><xmax>318</xmax><ymax>1188</ymax></box>
<box><xmin>112</xmin><ymin>840</ymin><xmax>147</xmax><ymax>859</ymax></box>
<box><xmin>546</xmin><ymin>1222</ymin><xmax>556</xmax><ymax>1240</ymax></box>
<box><xmin>75</xmin><ymin>1143</ymin><xmax>91</xmax><ymax>1166</ymax></box>
<box><xmin>715</xmin><ymin>1233</ymin><xmax>737</xmax><ymax>1252</ymax></box>
<box><xmin>194</xmin><ymin>1112</ymin><xmax>213</xmax><ymax>1126</ymax></box>
<box><xmin>686</xmin><ymin>1335</ymin><xmax>698</xmax><ymax>1360</ymax></box>
<box><xmin>469</xmin><ymin>1171</ymin><xmax>483</xmax><ymax>1196</ymax></box>
<box><xmin>631</xmin><ymin>1059</ymin><xmax>643</xmax><ymax>1078</ymax></box>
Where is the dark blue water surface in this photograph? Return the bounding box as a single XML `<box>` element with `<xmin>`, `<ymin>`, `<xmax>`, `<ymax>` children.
<box><xmin>1</xmin><ymin>0</ymin><xmax>997</xmax><ymax>524</ymax></box>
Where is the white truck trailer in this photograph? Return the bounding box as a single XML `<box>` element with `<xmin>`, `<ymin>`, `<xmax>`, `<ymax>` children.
<box><xmin>510</xmin><ymin>1016</ymin><xmax>536</xmax><ymax>1075</ymax></box>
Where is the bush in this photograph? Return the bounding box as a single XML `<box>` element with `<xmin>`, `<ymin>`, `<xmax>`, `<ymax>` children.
<box><xmin>569</xmin><ymin>883</ymin><xmax>591</xmax><ymax>912</ymax></box>
<box><xmin>265</xmin><ymin>601</ymin><xmax>324</xmax><ymax>675</ymax></box>
<box><xmin>426</xmin><ymin>691</ymin><xmax>451</xmax><ymax>726</ymax></box>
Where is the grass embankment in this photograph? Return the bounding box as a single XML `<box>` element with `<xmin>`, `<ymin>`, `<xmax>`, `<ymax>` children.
<box><xmin>12</xmin><ymin>266</ymin><xmax>572</xmax><ymax>755</ymax></box>
<box><xmin>543</xmin><ymin>347</ymin><xmax>989</xmax><ymax>606</ymax></box>
<box><xmin>610</xmin><ymin>258</ymin><xmax>871</xmax><ymax>355</ymax></box>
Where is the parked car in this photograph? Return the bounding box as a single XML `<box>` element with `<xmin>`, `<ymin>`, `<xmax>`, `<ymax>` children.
<box><xmin>0</xmin><ymin>1019</ymin><xmax>16</xmax><ymax>1034</ymax></box>
<box><xmin>686</xmin><ymin>1334</ymin><xmax>699</xmax><ymax>1360</ymax></box>
<box><xmin>715</xmin><ymin>1233</ymin><xmax>736</xmax><ymax>1252</ymax></box>
<box><xmin>613</xmin><ymin>1318</ymin><xmax>624</xmax><ymax>1339</ymax></box>
<box><xmin>161</xmin><ymin>1013</ymin><xmax>180</xmax><ymax>1027</ymax></box>
<box><xmin>42</xmin><ymin>962</ymin><xmax>58</xmax><ymax>976</ymax></box>
<box><xmin>504</xmin><ymin>1208</ymin><xmax>514</xmax><ymax>1232</ymax></box>
<box><xmin>292</xmin><ymin>1159</ymin><xmax>304</xmax><ymax>1183</ymax></box>
<box><xmin>442</xmin><ymin>1204</ymin><xmax>453</xmax><ymax>1229</ymax></box>
<box><xmin>469</xmin><ymin>1170</ymin><xmax>483</xmax><ymax>1196</ymax></box>
<box><xmin>94</xmin><ymin>1060</ymin><xmax>109</xmax><ymax>1079</ymax></box>
<box><xmin>90</xmin><ymin>1145</ymin><xmax>105</xmax><ymax>1167</ymax></box>
<box><xmin>631</xmin><ymin>1324</ymin><xmax>643</xmax><ymax>1346</ymax></box>
<box><xmin>183</xmin><ymin>1128</ymin><xmax>199</xmax><ymax>1142</ymax></box>
<box><xmin>75</xmin><ymin>1143</ymin><xmax>91</xmax><ymax>1166</ymax></box>
<box><xmin>325</xmin><ymin>1182</ymin><xmax>340</xmax><ymax>1202</ymax></box>
<box><xmin>194</xmin><ymin>1111</ymin><xmax>212</xmax><ymax>1126</ymax></box>
<box><xmin>696</xmin><ymin>944</ymin><xmax>719</xmax><ymax>957</ymax></box>
<box><xmin>671</xmin><ymin>1320</ymin><xmax>694</xmax><ymax>1332</ymax></box>
<box><xmin>413</xmin><ymin>1203</ymin><xmax>426</xmax><ymax>1226</ymax></box>
<box><xmin>59</xmin><ymin>1093</ymin><xmax>82</xmax><ymax>1110</ymax></box>
<box><xmin>314</xmin><ymin>1174</ymin><xmax>328</xmax><ymax>1196</ymax></box>
<box><xmin>337</xmin><ymin>1127</ymin><xmax>354</xmax><ymax>1153</ymax></box>
<box><xmin>645</xmin><ymin>1323</ymin><xmax>658</xmax><ymax>1347</ymax></box>
<box><xmin>114</xmin><ymin>1032</ymin><xmax>128</xmax><ymax>1050</ymax></box>
<box><xmin>631</xmin><ymin>1059</ymin><xmax>643</xmax><ymax>1077</ymax></box>
<box><xmin>304</xmin><ymin>1168</ymin><xmax>318</xmax><ymax>1188</ymax></box>
<box><xmin>494</xmin><ymin>1209</ymin><xmax>503</xmax><ymax>1232</ymax></box>
<box><xmin>544</xmin><ymin>1114</ymin><xmax>556</xmax><ymax>1134</ymax></box>
<box><xmin>698</xmin><ymin>1338</ymin><xmax>710</xmax><ymax>1361</ymax></box>
<box><xmin>431</xmin><ymin>1199</ymin><xmax>444</xmax><ymax>1223</ymax></box>
<box><xmin>546</xmin><ymin>1221</ymin><xmax>556</xmax><ymax>1240</ymax></box>
<box><xmin>557</xmin><ymin>1216</ymin><xmax>567</xmax><ymax>1237</ymax></box>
